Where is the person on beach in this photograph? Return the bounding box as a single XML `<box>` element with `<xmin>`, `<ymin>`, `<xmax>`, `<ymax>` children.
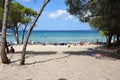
<box><xmin>68</xmin><ymin>44</ymin><xmax>70</xmax><ymax>48</ymax></box>
<box><xmin>10</xmin><ymin>46</ymin><xmax>15</xmax><ymax>53</ymax></box>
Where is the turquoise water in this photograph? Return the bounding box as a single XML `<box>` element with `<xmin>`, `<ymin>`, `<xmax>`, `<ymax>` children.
<box><xmin>5</xmin><ymin>30</ymin><xmax>106</xmax><ymax>43</ymax></box>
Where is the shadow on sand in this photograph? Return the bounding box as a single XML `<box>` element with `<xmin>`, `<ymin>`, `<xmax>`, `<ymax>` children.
<box><xmin>12</xmin><ymin>51</ymin><xmax>57</xmax><ymax>55</ymax></box>
<box><xmin>10</xmin><ymin>46</ymin><xmax>119</xmax><ymax>64</ymax></box>
<box><xmin>58</xmin><ymin>78</ymin><xmax>67</xmax><ymax>80</ymax></box>
<box><xmin>10</xmin><ymin>51</ymin><xmax>57</xmax><ymax>63</ymax></box>
<box><xmin>10</xmin><ymin>51</ymin><xmax>71</xmax><ymax>65</ymax></box>
<box><xmin>63</xmin><ymin>48</ymin><xmax>118</xmax><ymax>59</ymax></box>
<box><xmin>26</xmin><ymin>54</ymin><xmax>71</xmax><ymax>65</ymax></box>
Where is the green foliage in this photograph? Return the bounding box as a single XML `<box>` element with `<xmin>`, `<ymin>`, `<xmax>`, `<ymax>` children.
<box><xmin>0</xmin><ymin>0</ymin><xmax>3</xmax><ymax>28</ymax></box>
<box><xmin>66</xmin><ymin>0</ymin><xmax>120</xmax><ymax>46</ymax></box>
<box><xmin>0</xmin><ymin>0</ymin><xmax>4</xmax><ymax>7</ymax></box>
<box><xmin>0</xmin><ymin>1</ymin><xmax>37</xmax><ymax>28</ymax></box>
<box><xmin>24</xmin><ymin>8</ymin><xmax>37</xmax><ymax>17</ymax></box>
<box><xmin>99</xmin><ymin>30</ymin><xmax>108</xmax><ymax>37</ymax></box>
<box><xmin>8</xmin><ymin>2</ymin><xmax>25</xmax><ymax>23</ymax></box>
<box><xmin>66</xmin><ymin>0</ymin><xmax>120</xmax><ymax>34</ymax></box>
<box><xmin>66</xmin><ymin>0</ymin><xmax>81</xmax><ymax>15</ymax></box>
<box><xmin>0</xmin><ymin>7</ymin><xmax>3</xmax><ymax>19</ymax></box>
<box><xmin>21</xmin><ymin>8</ymin><xmax>37</xmax><ymax>25</ymax></box>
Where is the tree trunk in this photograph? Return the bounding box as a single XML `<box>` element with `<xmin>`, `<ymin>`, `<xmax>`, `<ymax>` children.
<box><xmin>0</xmin><ymin>0</ymin><xmax>10</xmax><ymax>64</ymax></box>
<box><xmin>5</xmin><ymin>39</ymin><xmax>9</xmax><ymax>53</ymax></box>
<box><xmin>21</xmin><ymin>24</ymin><xmax>27</xmax><ymax>44</ymax></box>
<box><xmin>107</xmin><ymin>33</ymin><xmax>112</xmax><ymax>48</ymax></box>
<box><xmin>116</xmin><ymin>34</ymin><xmax>120</xmax><ymax>45</ymax></box>
<box><xmin>20</xmin><ymin>0</ymin><xmax>50</xmax><ymax>65</ymax></box>
<box><xmin>13</xmin><ymin>25</ymin><xmax>19</xmax><ymax>44</ymax></box>
<box><xmin>16</xmin><ymin>26</ymin><xmax>19</xmax><ymax>44</ymax></box>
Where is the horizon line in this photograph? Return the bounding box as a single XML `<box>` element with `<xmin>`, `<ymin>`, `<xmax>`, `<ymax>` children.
<box><xmin>7</xmin><ymin>29</ymin><xmax>97</xmax><ymax>32</ymax></box>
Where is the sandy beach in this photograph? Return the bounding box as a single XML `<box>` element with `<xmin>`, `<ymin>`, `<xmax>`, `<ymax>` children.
<box><xmin>0</xmin><ymin>44</ymin><xmax>120</xmax><ymax>80</ymax></box>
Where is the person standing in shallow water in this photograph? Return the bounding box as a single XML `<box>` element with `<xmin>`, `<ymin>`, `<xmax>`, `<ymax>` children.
<box><xmin>10</xmin><ymin>46</ymin><xmax>15</xmax><ymax>53</ymax></box>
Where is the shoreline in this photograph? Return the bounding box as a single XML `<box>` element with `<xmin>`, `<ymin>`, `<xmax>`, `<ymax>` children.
<box><xmin>5</xmin><ymin>30</ymin><xmax>106</xmax><ymax>44</ymax></box>
<box><xmin>8</xmin><ymin>40</ymin><xmax>105</xmax><ymax>46</ymax></box>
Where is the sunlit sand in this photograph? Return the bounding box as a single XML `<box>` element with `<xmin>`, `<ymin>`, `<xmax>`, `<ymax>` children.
<box><xmin>0</xmin><ymin>44</ymin><xmax>120</xmax><ymax>80</ymax></box>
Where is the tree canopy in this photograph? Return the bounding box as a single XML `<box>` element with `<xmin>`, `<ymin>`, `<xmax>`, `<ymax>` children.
<box><xmin>0</xmin><ymin>1</ymin><xmax>37</xmax><ymax>44</ymax></box>
<box><xmin>66</xmin><ymin>0</ymin><xmax>120</xmax><ymax>47</ymax></box>
<box><xmin>0</xmin><ymin>1</ymin><xmax>37</xmax><ymax>29</ymax></box>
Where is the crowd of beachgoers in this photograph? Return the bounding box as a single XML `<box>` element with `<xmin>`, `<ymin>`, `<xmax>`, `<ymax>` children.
<box><xmin>7</xmin><ymin>39</ymin><xmax>106</xmax><ymax>46</ymax></box>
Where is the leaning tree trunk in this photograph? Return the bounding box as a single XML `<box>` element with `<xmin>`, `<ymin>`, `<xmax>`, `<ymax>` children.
<box><xmin>0</xmin><ymin>0</ymin><xmax>10</xmax><ymax>64</ymax></box>
<box><xmin>20</xmin><ymin>0</ymin><xmax>50</xmax><ymax>65</ymax></box>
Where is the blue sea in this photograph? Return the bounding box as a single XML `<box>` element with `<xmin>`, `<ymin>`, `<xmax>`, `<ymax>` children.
<box><xmin>5</xmin><ymin>30</ymin><xmax>106</xmax><ymax>43</ymax></box>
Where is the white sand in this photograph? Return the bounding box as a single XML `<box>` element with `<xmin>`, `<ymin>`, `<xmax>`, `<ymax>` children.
<box><xmin>0</xmin><ymin>44</ymin><xmax>120</xmax><ymax>80</ymax></box>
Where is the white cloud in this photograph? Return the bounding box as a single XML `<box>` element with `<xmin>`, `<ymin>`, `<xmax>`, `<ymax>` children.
<box><xmin>65</xmin><ymin>15</ymin><xmax>74</xmax><ymax>20</ymax></box>
<box><xmin>48</xmin><ymin>9</ymin><xmax>79</xmax><ymax>22</ymax></box>
<box><xmin>49</xmin><ymin>9</ymin><xmax>67</xmax><ymax>19</ymax></box>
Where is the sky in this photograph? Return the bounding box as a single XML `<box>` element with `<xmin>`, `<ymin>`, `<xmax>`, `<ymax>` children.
<box><xmin>16</xmin><ymin>0</ymin><xmax>92</xmax><ymax>30</ymax></box>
